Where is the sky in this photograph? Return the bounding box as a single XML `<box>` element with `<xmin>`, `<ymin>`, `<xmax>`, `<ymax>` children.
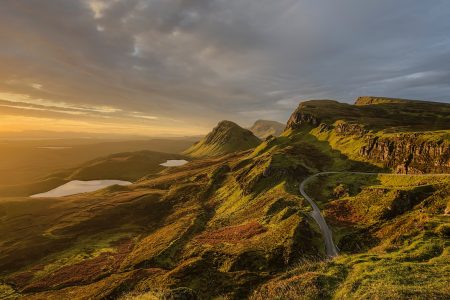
<box><xmin>1</xmin><ymin>0</ymin><xmax>450</xmax><ymax>136</ymax></box>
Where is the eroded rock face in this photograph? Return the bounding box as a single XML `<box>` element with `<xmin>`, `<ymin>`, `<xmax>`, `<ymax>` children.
<box><xmin>335</xmin><ymin>122</ymin><xmax>368</xmax><ymax>137</ymax></box>
<box><xmin>285</xmin><ymin>99</ymin><xmax>450</xmax><ymax>174</ymax></box>
<box><xmin>360</xmin><ymin>135</ymin><xmax>450</xmax><ymax>174</ymax></box>
<box><xmin>286</xmin><ymin>111</ymin><xmax>321</xmax><ymax>129</ymax></box>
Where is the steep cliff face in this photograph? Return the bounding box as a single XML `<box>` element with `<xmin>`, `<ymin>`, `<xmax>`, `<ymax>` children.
<box><xmin>286</xmin><ymin>111</ymin><xmax>321</xmax><ymax>130</ymax></box>
<box><xmin>286</xmin><ymin>98</ymin><xmax>450</xmax><ymax>174</ymax></box>
<box><xmin>360</xmin><ymin>134</ymin><xmax>450</xmax><ymax>173</ymax></box>
<box><xmin>286</xmin><ymin>100</ymin><xmax>346</xmax><ymax>130</ymax></box>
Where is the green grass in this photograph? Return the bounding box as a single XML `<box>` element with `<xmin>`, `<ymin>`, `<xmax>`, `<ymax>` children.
<box><xmin>1</xmin><ymin>100</ymin><xmax>448</xmax><ymax>299</ymax></box>
<box><xmin>184</xmin><ymin>120</ymin><xmax>261</xmax><ymax>158</ymax></box>
<box><xmin>285</xmin><ymin>99</ymin><xmax>450</xmax><ymax>174</ymax></box>
<box><xmin>251</xmin><ymin>173</ymin><xmax>450</xmax><ymax>300</ymax></box>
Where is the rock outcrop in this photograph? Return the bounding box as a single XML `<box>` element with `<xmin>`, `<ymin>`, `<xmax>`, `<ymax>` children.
<box><xmin>360</xmin><ymin>134</ymin><xmax>450</xmax><ymax>174</ymax></box>
<box><xmin>285</xmin><ymin>97</ymin><xmax>450</xmax><ymax>173</ymax></box>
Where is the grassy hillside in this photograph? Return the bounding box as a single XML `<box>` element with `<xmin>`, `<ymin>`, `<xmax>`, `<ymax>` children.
<box><xmin>0</xmin><ymin>147</ymin><xmax>325</xmax><ymax>299</ymax></box>
<box><xmin>286</xmin><ymin>97</ymin><xmax>450</xmax><ymax>173</ymax></box>
<box><xmin>184</xmin><ymin>121</ymin><xmax>261</xmax><ymax>158</ymax></box>
<box><xmin>251</xmin><ymin>173</ymin><xmax>450</xmax><ymax>299</ymax></box>
<box><xmin>0</xmin><ymin>97</ymin><xmax>448</xmax><ymax>299</ymax></box>
<box><xmin>0</xmin><ymin>114</ymin><xmax>388</xmax><ymax>299</ymax></box>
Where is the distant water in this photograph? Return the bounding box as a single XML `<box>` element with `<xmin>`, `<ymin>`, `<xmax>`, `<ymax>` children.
<box><xmin>37</xmin><ymin>146</ymin><xmax>72</xmax><ymax>150</ymax></box>
<box><xmin>160</xmin><ymin>159</ymin><xmax>188</xmax><ymax>167</ymax></box>
<box><xmin>30</xmin><ymin>180</ymin><xmax>132</xmax><ymax>198</ymax></box>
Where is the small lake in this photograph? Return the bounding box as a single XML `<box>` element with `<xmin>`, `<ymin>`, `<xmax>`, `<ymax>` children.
<box><xmin>160</xmin><ymin>159</ymin><xmax>189</xmax><ymax>167</ymax></box>
<box><xmin>30</xmin><ymin>180</ymin><xmax>132</xmax><ymax>198</ymax></box>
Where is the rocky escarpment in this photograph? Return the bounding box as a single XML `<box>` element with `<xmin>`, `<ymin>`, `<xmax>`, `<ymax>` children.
<box><xmin>286</xmin><ymin>111</ymin><xmax>321</xmax><ymax>130</ymax></box>
<box><xmin>286</xmin><ymin>98</ymin><xmax>450</xmax><ymax>174</ymax></box>
<box><xmin>360</xmin><ymin>134</ymin><xmax>450</xmax><ymax>174</ymax></box>
<box><xmin>355</xmin><ymin>96</ymin><xmax>429</xmax><ymax>106</ymax></box>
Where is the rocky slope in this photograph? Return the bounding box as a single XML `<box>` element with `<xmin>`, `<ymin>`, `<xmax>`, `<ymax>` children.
<box><xmin>286</xmin><ymin>97</ymin><xmax>450</xmax><ymax>173</ymax></box>
<box><xmin>249</xmin><ymin>120</ymin><xmax>285</xmax><ymax>139</ymax></box>
<box><xmin>359</xmin><ymin>134</ymin><xmax>450</xmax><ymax>174</ymax></box>
<box><xmin>184</xmin><ymin>120</ymin><xmax>261</xmax><ymax>157</ymax></box>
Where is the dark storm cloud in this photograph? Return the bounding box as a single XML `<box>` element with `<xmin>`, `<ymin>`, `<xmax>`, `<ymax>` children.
<box><xmin>1</xmin><ymin>0</ymin><xmax>449</xmax><ymax>129</ymax></box>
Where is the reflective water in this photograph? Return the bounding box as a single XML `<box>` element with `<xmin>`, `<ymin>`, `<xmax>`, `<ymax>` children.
<box><xmin>31</xmin><ymin>180</ymin><xmax>132</xmax><ymax>198</ymax></box>
<box><xmin>160</xmin><ymin>159</ymin><xmax>188</xmax><ymax>167</ymax></box>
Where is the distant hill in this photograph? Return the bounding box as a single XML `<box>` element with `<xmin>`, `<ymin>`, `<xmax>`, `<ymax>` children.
<box><xmin>0</xmin><ymin>150</ymin><xmax>187</xmax><ymax>197</ymax></box>
<box><xmin>0</xmin><ymin>138</ymin><xmax>195</xmax><ymax>186</ymax></box>
<box><xmin>249</xmin><ymin>119</ymin><xmax>285</xmax><ymax>139</ymax></box>
<box><xmin>184</xmin><ymin>120</ymin><xmax>261</xmax><ymax>157</ymax></box>
<box><xmin>67</xmin><ymin>150</ymin><xmax>186</xmax><ymax>181</ymax></box>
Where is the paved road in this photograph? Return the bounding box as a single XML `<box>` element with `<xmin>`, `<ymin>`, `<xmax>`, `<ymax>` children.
<box><xmin>299</xmin><ymin>171</ymin><xmax>450</xmax><ymax>257</ymax></box>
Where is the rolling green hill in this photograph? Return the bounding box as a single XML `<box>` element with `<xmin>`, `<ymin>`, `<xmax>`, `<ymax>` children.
<box><xmin>184</xmin><ymin>120</ymin><xmax>261</xmax><ymax>158</ymax></box>
<box><xmin>252</xmin><ymin>173</ymin><xmax>450</xmax><ymax>299</ymax></box>
<box><xmin>0</xmin><ymin>97</ymin><xmax>449</xmax><ymax>299</ymax></box>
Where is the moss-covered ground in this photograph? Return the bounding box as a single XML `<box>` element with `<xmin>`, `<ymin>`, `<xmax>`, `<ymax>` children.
<box><xmin>251</xmin><ymin>173</ymin><xmax>450</xmax><ymax>299</ymax></box>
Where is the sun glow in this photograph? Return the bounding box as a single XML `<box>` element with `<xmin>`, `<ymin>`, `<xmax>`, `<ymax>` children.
<box><xmin>0</xmin><ymin>115</ymin><xmax>205</xmax><ymax>136</ymax></box>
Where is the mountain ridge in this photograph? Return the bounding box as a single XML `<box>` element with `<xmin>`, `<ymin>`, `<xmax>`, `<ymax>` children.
<box><xmin>286</xmin><ymin>98</ymin><xmax>450</xmax><ymax>173</ymax></box>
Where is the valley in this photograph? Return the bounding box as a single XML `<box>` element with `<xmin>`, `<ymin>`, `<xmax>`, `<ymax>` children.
<box><xmin>3</xmin><ymin>2</ymin><xmax>450</xmax><ymax>299</ymax></box>
<box><xmin>0</xmin><ymin>97</ymin><xmax>449</xmax><ymax>300</ymax></box>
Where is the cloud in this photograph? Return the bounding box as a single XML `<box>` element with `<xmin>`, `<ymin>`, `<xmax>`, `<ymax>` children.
<box><xmin>0</xmin><ymin>0</ymin><xmax>449</xmax><ymax>132</ymax></box>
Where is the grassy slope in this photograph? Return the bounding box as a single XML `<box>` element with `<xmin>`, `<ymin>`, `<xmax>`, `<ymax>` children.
<box><xmin>184</xmin><ymin>121</ymin><xmax>261</xmax><ymax>158</ymax></box>
<box><xmin>0</xmin><ymin>141</ymin><xmax>331</xmax><ymax>299</ymax></box>
<box><xmin>286</xmin><ymin>98</ymin><xmax>450</xmax><ymax>173</ymax></box>
<box><xmin>290</xmin><ymin>97</ymin><xmax>450</xmax><ymax>131</ymax></box>
<box><xmin>1</xmin><ymin>99</ymin><xmax>449</xmax><ymax>299</ymax></box>
<box><xmin>0</xmin><ymin>121</ymin><xmax>390</xmax><ymax>299</ymax></box>
<box><xmin>251</xmin><ymin>173</ymin><xmax>450</xmax><ymax>299</ymax></box>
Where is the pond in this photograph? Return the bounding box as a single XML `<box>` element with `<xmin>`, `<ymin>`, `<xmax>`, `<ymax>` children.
<box><xmin>160</xmin><ymin>159</ymin><xmax>189</xmax><ymax>167</ymax></box>
<box><xmin>30</xmin><ymin>180</ymin><xmax>132</xmax><ymax>198</ymax></box>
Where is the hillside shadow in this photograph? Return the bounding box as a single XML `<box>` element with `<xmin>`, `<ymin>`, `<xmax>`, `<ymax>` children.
<box><xmin>244</xmin><ymin>130</ymin><xmax>386</xmax><ymax>198</ymax></box>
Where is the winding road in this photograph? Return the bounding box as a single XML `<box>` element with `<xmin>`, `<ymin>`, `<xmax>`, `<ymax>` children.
<box><xmin>300</xmin><ymin>171</ymin><xmax>450</xmax><ymax>257</ymax></box>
